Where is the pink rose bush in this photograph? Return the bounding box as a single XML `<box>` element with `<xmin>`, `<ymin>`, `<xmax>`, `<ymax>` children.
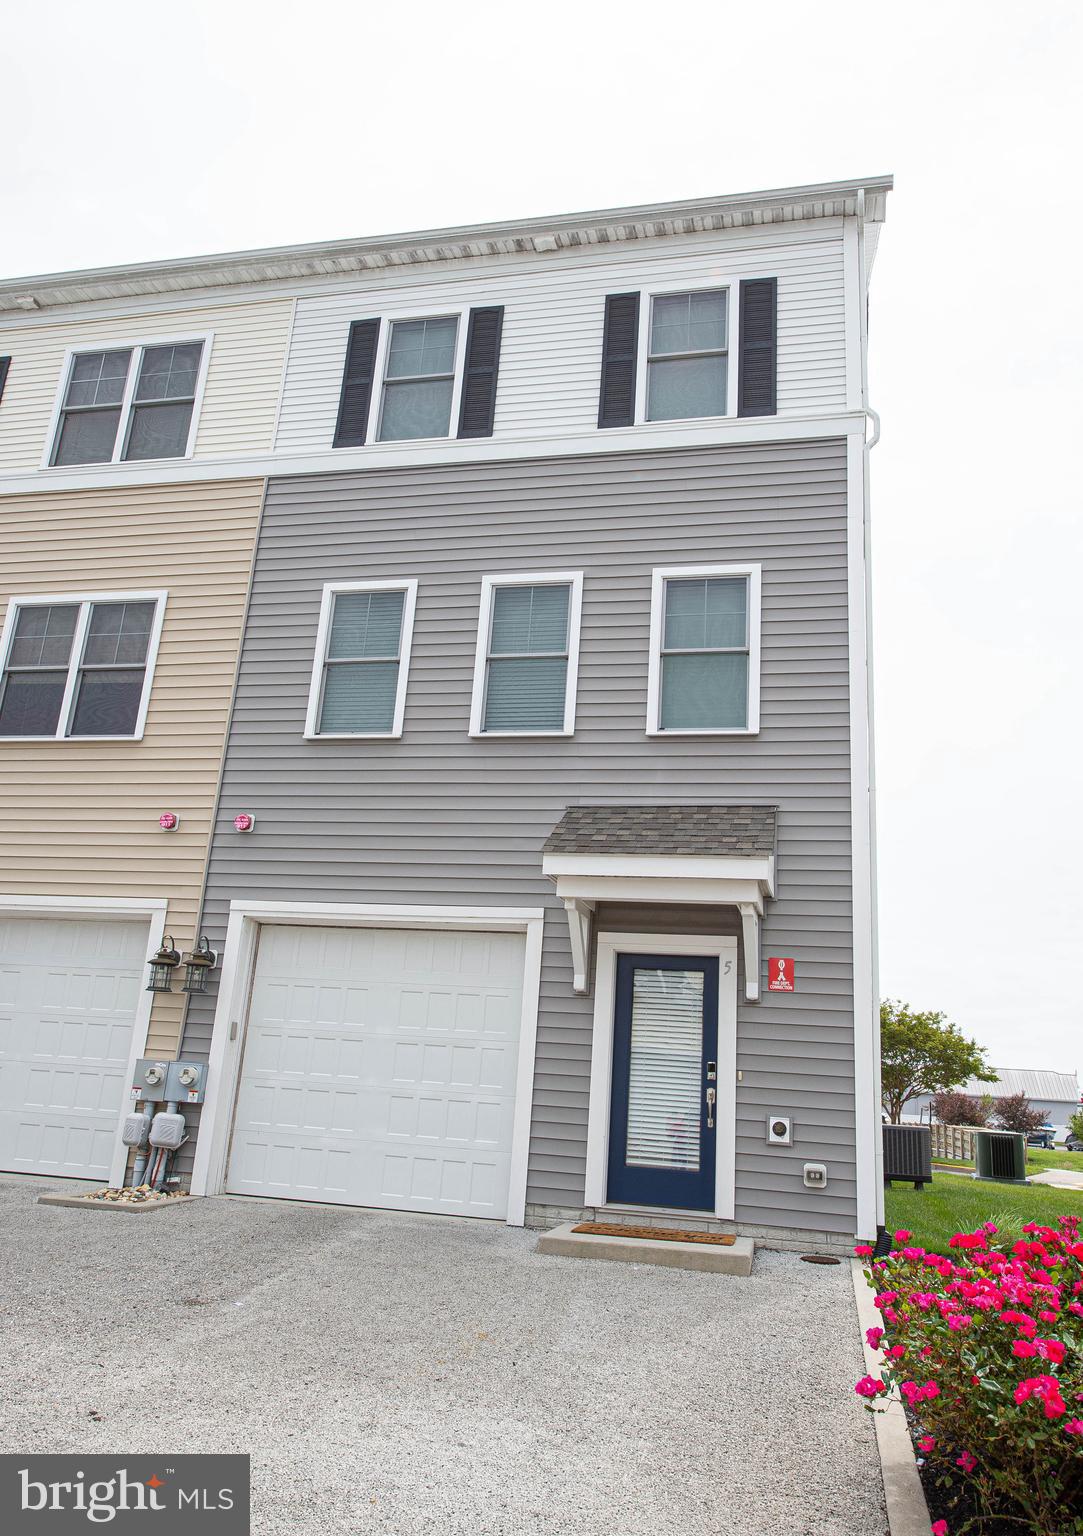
<box><xmin>854</xmin><ymin>1217</ymin><xmax>1082</xmax><ymax>1534</ymax></box>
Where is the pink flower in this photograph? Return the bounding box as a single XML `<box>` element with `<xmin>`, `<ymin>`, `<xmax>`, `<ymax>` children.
<box><xmin>1015</xmin><ymin>1375</ymin><xmax>1067</xmax><ymax>1418</ymax></box>
<box><xmin>1065</xmin><ymin>1420</ymin><xmax>1083</xmax><ymax>1436</ymax></box>
<box><xmin>1013</xmin><ymin>1339</ymin><xmax>1039</xmax><ymax>1358</ymax></box>
<box><xmin>956</xmin><ymin>1451</ymin><xmax>977</xmax><ymax>1474</ymax></box>
<box><xmin>885</xmin><ymin>1344</ymin><xmax>906</xmax><ymax>1360</ymax></box>
<box><xmin>916</xmin><ymin>1435</ymin><xmax>935</xmax><ymax>1453</ymax></box>
<box><xmin>947</xmin><ymin>1314</ymin><xmax>972</xmax><ymax>1332</ymax></box>
<box><xmin>1036</xmin><ymin>1338</ymin><xmax>1066</xmax><ymax>1364</ymax></box>
<box><xmin>932</xmin><ymin>1521</ymin><xmax>949</xmax><ymax>1536</ymax></box>
<box><xmin>854</xmin><ymin>1244</ymin><xmax>874</xmax><ymax>1257</ymax></box>
<box><xmin>865</xmin><ymin>1326</ymin><xmax>884</xmax><ymax>1349</ymax></box>
<box><xmin>855</xmin><ymin>1375</ymin><xmax>887</xmax><ymax>1399</ymax></box>
<box><xmin>874</xmin><ymin>1291</ymin><xmax>899</xmax><ymax>1310</ymax></box>
<box><xmin>894</xmin><ymin>1230</ymin><xmax>912</xmax><ymax>1242</ymax></box>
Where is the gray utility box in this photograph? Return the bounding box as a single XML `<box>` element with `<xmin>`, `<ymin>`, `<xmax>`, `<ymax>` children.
<box><xmin>131</xmin><ymin>1059</ymin><xmax>170</xmax><ymax>1103</ymax></box>
<box><xmin>165</xmin><ymin>1059</ymin><xmax>208</xmax><ymax>1104</ymax></box>
<box><xmin>975</xmin><ymin>1129</ymin><xmax>1027</xmax><ymax>1183</ymax></box>
<box><xmin>882</xmin><ymin>1124</ymin><xmax>932</xmax><ymax>1188</ymax></box>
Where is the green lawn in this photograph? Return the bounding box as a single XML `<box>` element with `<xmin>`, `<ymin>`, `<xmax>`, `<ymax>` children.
<box><xmin>884</xmin><ymin>1172</ymin><xmax>1083</xmax><ymax>1254</ymax></box>
<box><xmin>930</xmin><ymin>1148</ymin><xmax>1083</xmax><ymax>1175</ymax></box>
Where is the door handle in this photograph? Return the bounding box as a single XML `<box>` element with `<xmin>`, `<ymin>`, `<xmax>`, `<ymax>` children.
<box><xmin>706</xmin><ymin>1086</ymin><xmax>716</xmax><ymax>1130</ymax></box>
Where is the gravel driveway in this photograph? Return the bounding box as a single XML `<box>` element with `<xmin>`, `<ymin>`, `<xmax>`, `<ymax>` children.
<box><xmin>0</xmin><ymin>1176</ymin><xmax>885</xmax><ymax>1536</ymax></box>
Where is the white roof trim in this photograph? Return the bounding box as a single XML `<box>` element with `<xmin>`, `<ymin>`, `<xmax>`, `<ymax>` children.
<box><xmin>0</xmin><ymin>176</ymin><xmax>893</xmax><ymax>313</ymax></box>
<box><xmin>543</xmin><ymin>853</ymin><xmax>775</xmax><ymax>1003</ymax></box>
<box><xmin>542</xmin><ymin>851</ymin><xmax>775</xmax><ymax>895</ymax></box>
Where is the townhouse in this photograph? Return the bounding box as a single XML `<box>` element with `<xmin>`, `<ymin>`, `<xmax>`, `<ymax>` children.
<box><xmin>0</xmin><ymin>176</ymin><xmax>890</xmax><ymax>1248</ymax></box>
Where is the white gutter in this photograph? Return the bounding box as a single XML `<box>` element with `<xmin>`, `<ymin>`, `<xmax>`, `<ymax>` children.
<box><xmin>857</xmin><ymin>186</ymin><xmax>886</xmax><ymax>1224</ymax></box>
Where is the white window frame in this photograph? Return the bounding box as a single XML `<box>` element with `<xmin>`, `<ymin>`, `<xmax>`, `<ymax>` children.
<box><xmin>634</xmin><ymin>280</ymin><xmax>737</xmax><ymax>426</ymax></box>
<box><xmin>469</xmin><ymin>570</ymin><xmax>584</xmax><ymax>738</ymax></box>
<box><xmin>0</xmin><ymin>589</ymin><xmax>168</xmax><ymax>742</ymax></box>
<box><xmin>646</xmin><ymin>563</ymin><xmax>761</xmax><ymax>736</ymax></box>
<box><xmin>41</xmin><ymin>332</ymin><xmax>213</xmax><ymax>470</ymax></box>
<box><xmin>367</xmin><ymin>310</ymin><xmax>470</xmax><ymax>446</ymax></box>
<box><xmin>303</xmin><ymin>578</ymin><xmax>418</xmax><ymax>740</ymax></box>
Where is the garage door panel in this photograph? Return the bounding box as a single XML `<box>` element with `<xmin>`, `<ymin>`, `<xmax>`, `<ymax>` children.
<box><xmin>0</xmin><ymin>916</ymin><xmax>145</xmax><ymax>1180</ymax></box>
<box><xmin>226</xmin><ymin>925</ymin><xmax>525</xmax><ymax>1218</ymax></box>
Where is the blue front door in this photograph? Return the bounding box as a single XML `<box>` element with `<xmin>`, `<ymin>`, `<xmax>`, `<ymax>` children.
<box><xmin>606</xmin><ymin>953</ymin><xmax>719</xmax><ymax>1211</ymax></box>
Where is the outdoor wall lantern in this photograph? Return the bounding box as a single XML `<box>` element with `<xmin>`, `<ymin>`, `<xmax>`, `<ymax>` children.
<box><xmin>146</xmin><ymin>938</ymin><xmax>181</xmax><ymax>993</ymax></box>
<box><xmin>181</xmin><ymin>935</ymin><xmax>219</xmax><ymax>994</ymax></box>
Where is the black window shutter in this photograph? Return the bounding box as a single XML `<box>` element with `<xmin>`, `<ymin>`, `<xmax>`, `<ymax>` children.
<box><xmin>332</xmin><ymin>320</ymin><xmax>380</xmax><ymax>447</ymax></box>
<box><xmin>0</xmin><ymin>357</ymin><xmax>10</xmax><ymax>406</ymax></box>
<box><xmin>597</xmin><ymin>293</ymin><xmax>640</xmax><ymax>428</ymax></box>
<box><xmin>457</xmin><ymin>306</ymin><xmax>504</xmax><ymax>438</ymax></box>
<box><xmin>737</xmin><ymin>278</ymin><xmax>778</xmax><ymax>417</ymax></box>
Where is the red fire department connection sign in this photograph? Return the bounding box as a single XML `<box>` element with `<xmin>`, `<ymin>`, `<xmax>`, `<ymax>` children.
<box><xmin>767</xmin><ymin>957</ymin><xmax>795</xmax><ymax>992</ymax></box>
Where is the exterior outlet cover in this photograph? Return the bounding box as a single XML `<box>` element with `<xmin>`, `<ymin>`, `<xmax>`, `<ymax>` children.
<box><xmin>803</xmin><ymin>1162</ymin><xmax>828</xmax><ymax>1188</ymax></box>
<box><xmin>766</xmin><ymin>1115</ymin><xmax>792</xmax><ymax>1146</ymax></box>
<box><xmin>148</xmin><ymin>1111</ymin><xmax>187</xmax><ymax>1149</ymax></box>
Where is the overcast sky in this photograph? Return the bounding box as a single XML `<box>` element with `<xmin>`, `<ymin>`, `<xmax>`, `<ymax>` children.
<box><xmin>6</xmin><ymin>1</ymin><xmax>1081</xmax><ymax>1078</ymax></box>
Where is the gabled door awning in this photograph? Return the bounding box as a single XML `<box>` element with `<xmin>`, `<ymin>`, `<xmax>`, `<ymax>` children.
<box><xmin>542</xmin><ymin>805</ymin><xmax>777</xmax><ymax>1002</ymax></box>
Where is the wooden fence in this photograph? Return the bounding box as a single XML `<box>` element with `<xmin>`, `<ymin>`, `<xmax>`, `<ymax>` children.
<box><xmin>929</xmin><ymin>1123</ymin><xmax>977</xmax><ymax>1162</ymax></box>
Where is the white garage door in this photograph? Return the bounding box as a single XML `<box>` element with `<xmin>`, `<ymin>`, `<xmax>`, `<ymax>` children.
<box><xmin>226</xmin><ymin>924</ymin><xmax>525</xmax><ymax>1218</ymax></box>
<box><xmin>0</xmin><ymin>915</ymin><xmax>145</xmax><ymax>1178</ymax></box>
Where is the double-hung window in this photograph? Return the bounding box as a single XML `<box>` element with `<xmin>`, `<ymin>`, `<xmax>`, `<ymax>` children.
<box><xmin>646</xmin><ymin>289</ymin><xmax>729</xmax><ymax>422</ymax></box>
<box><xmin>49</xmin><ymin>338</ymin><xmax>209</xmax><ymax>466</ymax></box>
<box><xmin>647</xmin><ymin>564</ymin><xmax>760</xmax><ymax>734</ymax></box>
<box><xmin>470</xmin><ymin>573</ymin><xmax>583</xmax><ymax>736</ymax></box>
<box><xmin>377</xmin><ymin>317</ymin><xmax>460</xmax><ymax>442</ymax></box>
<box><xmin>0</xmin><ymin>591</ymin><xmax>167</xmax><ymax>739</ymax></box>
<box><xmin>305</xmin><ymin>581</ymin><xmax>418</xmax><ymax>738</ymax></box>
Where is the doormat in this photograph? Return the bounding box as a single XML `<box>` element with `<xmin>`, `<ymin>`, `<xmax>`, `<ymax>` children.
<box><xmin>572</xmin><ymin>1222</ymin><xmax>736</xmax><ymax>1245</ymax></box>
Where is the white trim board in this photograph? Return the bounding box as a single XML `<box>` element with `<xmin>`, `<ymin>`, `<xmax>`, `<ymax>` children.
<box><xmin>0</xmin><ymin>412</ymin><xmax>870</xmax><ymax>498</ymax></box>
<box><xmin>0</xmin><ymin>893</ymin><xmax>168</xmax><ymax>1189</ymax></box>
<box><xmin>584</xmin><ymin>932</ymin><xmax>739</xmax><ymax>1222</ymax></box>
<box><xmin>188</xmin><ymin>901</ymin><xmax>546</xmax><ymax>1227</ymax></box>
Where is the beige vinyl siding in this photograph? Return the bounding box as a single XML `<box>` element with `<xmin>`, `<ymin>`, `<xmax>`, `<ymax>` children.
<box><xmin>0</xmin><ymin>478</ymin><xmax>264</xmax><ymax>1056</ymax></box>
<box><xmin>0</xmin><ymin>300</ymin><xmax>292</xmax><ymax>472</ymax></box>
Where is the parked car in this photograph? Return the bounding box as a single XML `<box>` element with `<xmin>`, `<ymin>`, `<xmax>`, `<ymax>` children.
<box><xmin>1065</xmin><ymin>1131</ymin><xmax>1083</xmax><ymax>1152</ymax></box>
<box><xmin>1026</xmin><ymin>1125</ymin><xmax>1055</xmax><ymax>1149</ymax></box>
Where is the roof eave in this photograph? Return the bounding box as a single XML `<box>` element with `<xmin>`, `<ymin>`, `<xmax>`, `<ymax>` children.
<box><xmin>0</xmin><ymin>174</ymin><xmax>893</xmax><ymax>314</ymax></box>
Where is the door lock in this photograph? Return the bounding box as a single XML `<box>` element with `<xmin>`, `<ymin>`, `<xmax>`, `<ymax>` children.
<box><xmin>706</xmin><ymin>1060</ymin><xmax>717</xmax><ymax>1082</ymax></box>
<box><xmin>706</xmin><ymin>1086</ymin><xmax>717</xmax><ymax>1129</ymax></box>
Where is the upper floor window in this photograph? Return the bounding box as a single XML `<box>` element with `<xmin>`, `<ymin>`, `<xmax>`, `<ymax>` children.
<box><xmin>0</xmin><ymin>591</ymin><xmax>167</xmax><ymax>740</ymax></box>
<box><xmin>48</xmin><ymin>339</ymin><xmax>209</xmax><ymax>466</ymax></box>
<box><xmin>470</xmin><ymin>573</ymin><xmax>583</xmax><ymax>736</ymax></box>
<box><xmin>647</xmin><ymin>564</ymin><xmax>760</xmax><ymax>735</ymax></box>
<box><xmin>304</xmin><ymin>580</ymin><xmax>418</xmax><ymax>739</ymax></box>
<box><xmin>646</xmin><ymin>290</ymin><xmax>728</xmax><ymax>422</ymax></box>
<box><xmin>378</xmin><ymin>317</ymin><xmax>459</xmax><ymax>442</ymax></box>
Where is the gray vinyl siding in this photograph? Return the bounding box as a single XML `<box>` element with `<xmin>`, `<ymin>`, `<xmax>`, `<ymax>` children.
<box><xmin>182</xmin><ymin>438</ymin><xmax>858</xmax><ymax>1233</ymax></box>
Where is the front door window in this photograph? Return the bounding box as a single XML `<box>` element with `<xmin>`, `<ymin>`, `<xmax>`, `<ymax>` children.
<box><xmin>607</xmin><ymin>953</ymin><xmax>718</xmax><ymax>1210</ymax></box>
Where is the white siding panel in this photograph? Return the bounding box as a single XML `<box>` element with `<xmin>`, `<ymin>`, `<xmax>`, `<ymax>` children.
<box><xmin>275</xmin><ymin>224</ymin><xmax>846</xmax><ymax>455</ymax></box>
<box><xmin>0</xmin><ymin>300</ymin><xmax>293</xmax><ymax>472</ymax></box>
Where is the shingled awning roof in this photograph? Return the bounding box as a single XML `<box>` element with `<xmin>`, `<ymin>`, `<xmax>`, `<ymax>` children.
<box><xmin>543</xmin><ymin>805</ymin><xmax>777</xmax><ymax>859</ymax></box>
<box><xmin>542</xmin><ymin>806</ymin><xmax>778</xmax><ymax>1000</ymax></box>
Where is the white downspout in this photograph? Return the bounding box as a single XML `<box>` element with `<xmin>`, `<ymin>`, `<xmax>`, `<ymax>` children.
<box><xmin>856</xmin><ymin>187</ymin><xmax>885</xmax><ymax>1224</ymax></box>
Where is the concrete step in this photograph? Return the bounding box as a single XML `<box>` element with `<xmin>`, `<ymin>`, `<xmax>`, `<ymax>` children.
<box><xmin>535</xmin><ymin>1222</ymin><xmax>755</xmax><ymax>1274</ymax></box>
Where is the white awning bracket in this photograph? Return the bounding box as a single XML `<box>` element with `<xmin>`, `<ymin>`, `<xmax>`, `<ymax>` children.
<box><xmin>563</xmin><ymin>898</ymin><xmax>595</xmax><ymax>995</ymax></box>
